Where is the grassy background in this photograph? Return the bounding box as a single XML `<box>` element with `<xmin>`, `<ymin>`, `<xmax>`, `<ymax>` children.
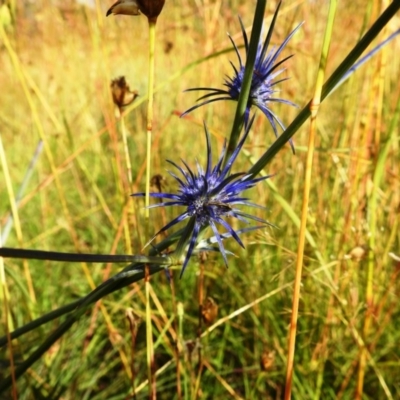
<box><xmin>1</xmin><ymin>0</ymin><xmax>399</xmax><ymax>398</ymax></box>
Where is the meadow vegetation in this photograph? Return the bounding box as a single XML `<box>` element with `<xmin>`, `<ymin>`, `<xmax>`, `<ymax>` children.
<box><xmin>0</xmin><ymin>0</ymin><xmax>399</xmax><ymax>398</ymax></box>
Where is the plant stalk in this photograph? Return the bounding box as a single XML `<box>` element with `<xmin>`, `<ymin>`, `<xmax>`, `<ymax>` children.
<box><xmin>284</xmin><ymin>1</ymin><xmax>337</xmax><ymax>398</ymax></box>
<box><xmin>145</xmin><ymin>20</ymin><xmax>157</xmax><ymax>221</ymax></box>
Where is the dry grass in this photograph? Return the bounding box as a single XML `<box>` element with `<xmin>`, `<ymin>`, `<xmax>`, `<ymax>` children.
<box><xmin>0</xmin><ymin>0</ymin><xmax>399</xmax><ymax>398</ymax></box>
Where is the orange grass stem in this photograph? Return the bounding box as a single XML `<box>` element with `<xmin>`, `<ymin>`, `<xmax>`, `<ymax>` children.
<box><xmin>284</xmin><ymin>2</ymin><xmax>337</xmax><ymax>398</ymax></box>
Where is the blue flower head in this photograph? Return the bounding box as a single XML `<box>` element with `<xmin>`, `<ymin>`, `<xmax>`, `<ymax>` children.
<box><xmin>182</xmin><ymin>4</ymin><xmax>302</xmax><ymax>148</ymax></box>
<box><xmin>132</xmin><ymin>117</ymin><xmax>272</xmax><ymax>277</ymax></box>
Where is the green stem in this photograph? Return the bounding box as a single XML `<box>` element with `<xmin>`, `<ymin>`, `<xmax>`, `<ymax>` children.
<box><xmin>223</xmin><ymin>0</ymin><xmax>267</xmax><ymax>166</ymax></box>
<box><xmin>145</xmin><ymin>20</ymin><xmax>157</xmax><ymax>398</ymax></box>
<box><xmin>0</xmin><ymin>247</ymin><xmax>172</xmax><ymax>264</ymax></box>
<box><xmin>145</xmin><ymin>20</ymin><xmax>157</xmax><ymax>222</ymax></box>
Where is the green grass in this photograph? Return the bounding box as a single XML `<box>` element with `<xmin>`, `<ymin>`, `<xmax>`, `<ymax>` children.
<box><xmin>1</xmin><ymin>0</ymin><xmax>400</xmax><ymax>399</ymax></box>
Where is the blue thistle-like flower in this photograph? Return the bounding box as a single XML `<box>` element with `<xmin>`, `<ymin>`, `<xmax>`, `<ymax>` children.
<box><xmin>182</xmin><ymin>3</ymin><xmax>302</xmax><ymax>146</ymax></box>
<box><xmin>132</xmin><ymin>117</ymin><xmax>272</xmax><ymax>277</ymax></box>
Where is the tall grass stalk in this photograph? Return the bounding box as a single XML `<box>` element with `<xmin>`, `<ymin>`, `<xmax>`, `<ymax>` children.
<box><xmin>170</xmin><ymin>275</ymin><xmax>182</xmax><ymax>400</ymax></box>
<box><xmin>145</xmin><ymin>265</ymin><xmax>156</xmax><ymax>399</ymax></box>
<box><xmin>0</xmin><ymin>20</ymin><xmax>81</xmax><ymax>257</ymax></box>
<box><xmin>1</xmin><ymin>140</ymin><xmax>44</xmax><ymax>244</ymax></box>
<box><xmin>177</xmin><ymin>302</ymin><xmax>188</xmax><ymax>398</ymax></box>
<box><xmin>144</xmin><ymin>18</ymin><xmax>158</xmax><ymax>397</ymax></box>
<box><xmin>0</xmin><ymin>136</ymin><xmax>36</xmax><ymax>399</ymax></box>
<box><xmin>145</xmin><ymin>20</ymin><xmax>157</xmax><ymax>219</ymax></box>
<box><xmin>1</xmin><ymin>25</ymin><xmax>77</xmax><ymax>242</ymax></box>
<box><xmin>119</xmin><ymin>114</ymin><xmax>133</xmax><ymax>188</ymax></box>
<box><xmin>0</xmin><ymin>134</ymin><xmax>36</xmax><ymax>324</ymax></box>
<box><xmin>284</xmin><ymin>1</ymin><xmax>337</xmax><ymax>398</ymax></box>
<box><xmin>117</xmin><ymin>110</ymin><xmax>134</xmax><ymax>254</ymax></box>
<box><xmin>195</xmin><ymin>256</ymin><xmax>206</xmax><ymax>399</ymax></box>
<box><xmin>0</xmin><ymin>106</ymin><xmax>36</xmax><ymax>312</ymax></box>
<box><xmin>356</xmin><ymin>50</ymin><xmax>399</xmax><ymax>399</ymax></box>
<box><xmin>381</xmin><ymin>91</ymin><xmax>400</xmax><ymax>264</ymax></box>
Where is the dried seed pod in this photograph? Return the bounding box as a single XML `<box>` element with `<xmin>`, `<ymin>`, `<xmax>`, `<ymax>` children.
<box><xmin>260</xmin><ymin>349</ymin><xmax>275</xmax><ymax>371</ymax></box>
<box><xmin>111</xmin><ymin>76</ymin><xmax>138</xmax><ymax>109</ymax></box>
<box><xmin>348</xmin><ymin>245</ymin><xmax>367</xmax><ymax>262</ymax></box>
<box><xmin>201</xmin><ymin>297</ymin><xmax>218</xmax><ymax>325</ymax></box>
<box><xmin>137</xmin><ymin>0</ymin><xmax>165</xmax><ymax>21</ymax></box>
<box><xmin>106</xmin><ymin>0</ymin><xmax>140</xmax><ymax>16</ymax></box>
<box><xmin>151</xmin><ymin>174</ymin><xmax>166</xmax><ymax>193</ymax></box>
<box><xmin>107</xmin><ymin>0</ymin><xmax>165</xmax><ymax>21</ymax></box>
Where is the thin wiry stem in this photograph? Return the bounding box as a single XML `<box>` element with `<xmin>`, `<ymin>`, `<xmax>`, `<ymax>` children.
<box><xmin>145</xmin><ymin>265</ymin><xmax>156</xmax><ymax>399</ymax></box>
<box><xmin>119</xmin><ymin>110</ymin><xmax>134</xmax><ymax>187</ymax></box>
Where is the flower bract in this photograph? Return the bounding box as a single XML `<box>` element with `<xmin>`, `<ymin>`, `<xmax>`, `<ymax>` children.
<box><xmin>132</xmin><ymin>117</ymin><xmax>272</xmax><ymax>276</ymax></box>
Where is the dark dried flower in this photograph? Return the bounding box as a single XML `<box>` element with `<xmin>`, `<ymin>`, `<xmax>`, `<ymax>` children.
<box><xmin>107</xmin><ymin>0</ymin><xmax>165</xmax><ymax>21</ymax></box>
<box><xmin>201</xmin><ymin>297</ymin><xmax>218</xmax><ymax>325</ymax></box>
<box><xmin>107</xmin><ymin>0</ymin><xmax>140</xmax><ymax>16</ymax></box>
<box><xmin>260</xmin><ymin>349</ymin><xmax>275</xmax><ymax>371</ymax></box>
<box><xmin>151</xmin><ymin>174</ymin><xmax>166</xmax><ymax>192</ymax></box>
<box><xmin>111</xmin><ymin>76</ymin><xmax>139</xmax><ymax>109</ymax></box>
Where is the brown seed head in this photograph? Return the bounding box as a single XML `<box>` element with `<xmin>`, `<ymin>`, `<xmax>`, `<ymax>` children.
<box><xmin>201</xmin><ymin>297</ymin><xmax>218</xmax><ymax>325</ymax></box>
<box><xmin>151</xmin><ymin>174</ymin><xmax>166</xmax><ymax>192</ymax></box>
<box><xmin>107</xmin><ymin>0</ymin><xmax>165</xmax><ymax>21</ymax></box>
<box><xmin>110</xmin><ymin>76</ymin><xmax>138</xmax><ymax>109</ymax></box>
<box><xmin>137</xmin><ymin>0</ymin><xmax>165</xmax><ymax>21</ymax></box>
<box><xmin>107</xmin><ymin>0</ymin><xmax>140</xmax><ymax>17</ymax></box>
<box><xmin>260</xmin><ymin>349</ymin><xmax>275</xmax><ymax>371</ymax></box>
<box><xmin>348</xmin><ymin>245</ymin><xmax>367</xmax><ymax>262</ymax></box>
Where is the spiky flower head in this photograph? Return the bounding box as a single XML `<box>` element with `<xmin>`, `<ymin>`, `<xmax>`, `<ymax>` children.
<box><xmin>182</xmin><ymin>3</ymin><xmax>302</xmax><ymax>145</ymax></box>
<box><xmin>132</xmin><ymin>117</ymin><xmax>272</xmax><ymax>277</ymax></box>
